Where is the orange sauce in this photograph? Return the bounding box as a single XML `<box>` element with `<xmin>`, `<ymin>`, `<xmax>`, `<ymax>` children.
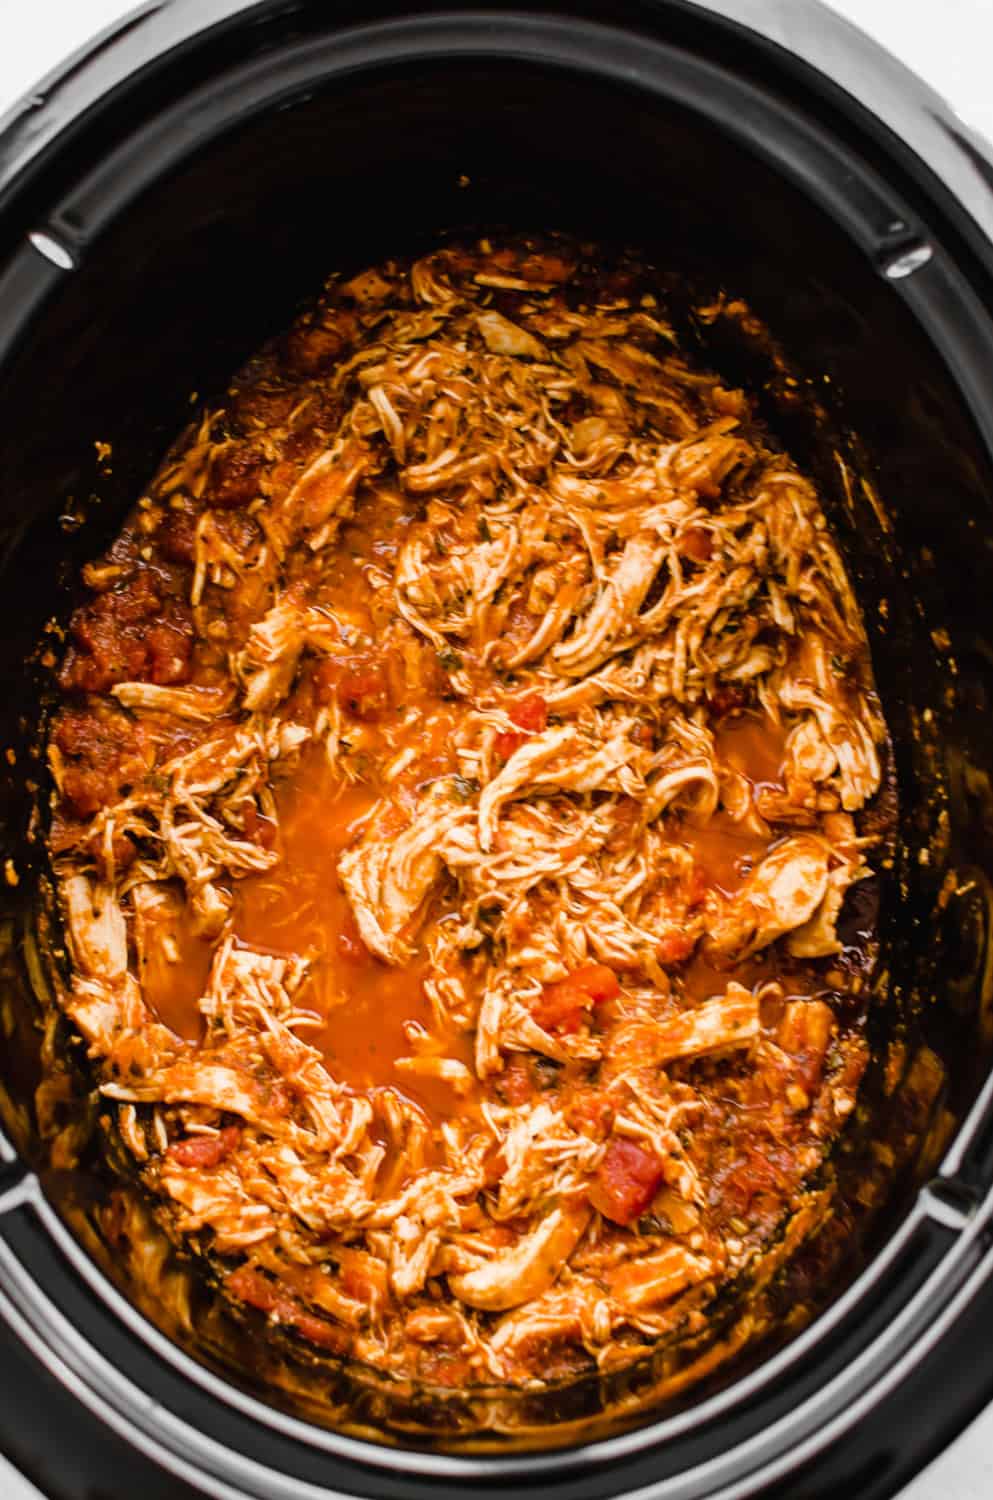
<box><xmin>234</xmin><ymin>747</ymin><xmax>479</xmax><ymax>1124</ymax></box>
<box><xmin>681</xmin><ymin>950</ymin><xmax>819</xmax><ymax>1010</ymax></box>
<box><xmin>677</xmin><ymin>711</ymin><xmax>791</xmax><ymax>895</ymax></box>
<box><xmin>152</xmin><ymin>705</ymin><xmax>798</xmax><ymax>1111</ymax></box>
<box><xmin>140</xmin><ymin>903</ymin><xmax>214</xmax><ymax>1042</ymax></box>
<box><xmin>714</xmin><ymin>711</ymin><xmax>789</xmax><ymax>790</ymax></box>
<box><xmin>678</xmin><ymin>811</ymin><xmax>772</xmax><ymax>897</ymax></box>
<box><xmin>313</xmin><ymin>486</ymin><xmax>419</xmax><ymax>635</ymax></box>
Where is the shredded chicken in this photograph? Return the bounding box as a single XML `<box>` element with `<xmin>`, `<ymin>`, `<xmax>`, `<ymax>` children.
<box><xmin>42</xmin><ymin>237</ymin><xmax>890</xmax><ymax>1395</ymax></box>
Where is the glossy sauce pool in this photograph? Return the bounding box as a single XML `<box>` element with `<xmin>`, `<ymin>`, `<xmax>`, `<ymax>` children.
<box><xmin>234</xmin><ymin>751</ymin><xmax>479</xmax><ymax>1124</ymax></box>
<box><xmin>143</xmin><ymin>708</ymin><xmax>795</xmax><ymax>1120</ymax></box>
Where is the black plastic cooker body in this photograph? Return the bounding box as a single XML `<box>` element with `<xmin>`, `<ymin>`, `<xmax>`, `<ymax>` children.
<box><xmin>1</xmin><ymin>4</ymin><xmax>993</xmax><ymax>1499</ymax></box>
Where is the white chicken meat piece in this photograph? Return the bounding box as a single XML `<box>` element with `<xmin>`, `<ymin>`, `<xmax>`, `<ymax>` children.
<box><xmin>65</xmin><ymin>972</ymin><xmax>147</xmax><ymax>1054</ymax></box>
<box><xmin>339</xmin><ymin>782</ymin><xmax>474</xmax><ymax>963</ymax></box>
<box><xmin>61</xmin><ymin>874</ymin><xmax>127</xmax><ymax>980</ymax></box>
<box><xmin>788</xmin><ymin>819</ymin><xmax>869</xmax><ymax>958</ymax></box>
<box><xmin>644</xmin><ymin>717</ymin><xmax>721</xmax><ymax>824</ymax></box>
<box><xmin>617</xmin><ymin>982</ymin><xmax>761</xmax><ymax>1067</ymax></box>
<box><xmin>476</xmin><ymin>724</ymin><xmax>652</xmax><ymax>852</ymax></box>
<box><xmin>552</xmin><ymin>532</ymin><xmax>666</xmax><ymax>677</ymax></box>
<box><xmin>706</xmin><ymin>836</ymin><xmax>834</xmax><ymax>959</ymax></box>
<box><xmin>112</xmin><ymin>681</ymin><xmax>237</xmax><ymax>721</ymax></box>
<box><xmin>102</xmin><ymin>1061</ymin><xmax>264</xmax><ymax>1120</ymax></box>
<box><xmin>476</xmin><ymin>726</ymin><xmax>579</xmax><ymax>851</ymax></box>
<box><xmin>281</xmin><ymin>435</ymin><xmax>366</xmax><ymax>544</ymax></box>
<box><xmin>476</xmin><ymin>309</ymin><xmax>549</xmax><ymax>361</ymax></box>
<box><xmin>606</xmin><ymin>1243</ymin><xmax>714</xmax><ymax>1311</ymax></box>
<box><xmin>449</xmin><ymin>1201</ymin><xmax>591</xmax><ymax>1311</ymax></box>
<box><xmin>235</xmin><ymin>595</ymin><xmax>309</xmax><ymax>711</ymax></box>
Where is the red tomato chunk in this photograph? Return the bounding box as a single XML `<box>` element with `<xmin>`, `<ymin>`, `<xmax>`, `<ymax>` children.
<box><xmin>167</xmin><ymin>1123</ymin><xmax>240</xmax><ymax>1169</ymax></box>
<box><xmin>570</xmin><ymin>963</ymin><xmax>620</xmax><ymax>1002</ymax></box>
<box><xmin>315</xmin><ymin>656</ymin><xmax>391</xmax><ymax>720</ymax></box>
<box><xmin>495</xmin><ymin>693</ymin><xmax>548</xmax><ymax>759</ymax></box>
<box><xmin>590</xmin><ymin>1139</ymin><xmax>666</xmax><ymax>1225</ymax></box>
<box><xmin>656</xmin><ymin>931</ymin><xmax>696</xmax><ymax>964</ymax></box>
<box><xmin>678</xmin><ymin>526</ymin><xmax>714</xmax><ymax>562</ymax></box>
<box><xmin>240</xmin><ymin>800</ymin><xmax>278</xmax><ymax>850</ymax></box>
<box><xmin>532</xmin><ymin>963</ymin><xmax>619</xmax><ymax>1032</ymax></box>
<box><xmin>226</xmin><ymin>1266</ymin><xmax>349</xmax><ymax>1353</ymax></box>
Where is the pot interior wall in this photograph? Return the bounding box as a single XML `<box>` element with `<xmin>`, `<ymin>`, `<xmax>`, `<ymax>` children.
<box><xmin>0</xmin><ymin>48</ymin><xmax>991</xmax><ymax>1437</ymax></box>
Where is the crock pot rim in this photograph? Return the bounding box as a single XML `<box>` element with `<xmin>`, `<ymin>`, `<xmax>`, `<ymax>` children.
<box><xmin>2</xmin><ymin>0</ymin><xmax>993</xmax><ymax>260</ymax></box>
<box><xmin>2</xmin><ymin>3</ymin><xmax>993</xmax><ymax>1496</ymax></box>
<box><xmin>1</xmin><ymin>1188</ymin><xmax>992</xmax><ymax>1500</ymax></box>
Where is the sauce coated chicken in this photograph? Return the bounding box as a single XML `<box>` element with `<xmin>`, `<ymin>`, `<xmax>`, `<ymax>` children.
<box><xmin>43</xmin><ymin>239</ymin><xmax>889</xmax><ymax>1389</ymax></box>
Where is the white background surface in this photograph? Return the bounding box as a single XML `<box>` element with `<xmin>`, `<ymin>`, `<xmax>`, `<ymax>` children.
<box><xmin>0</xmin><ymin>2</ymin><xmax>991</xmax><ymax>1498</ymax></box>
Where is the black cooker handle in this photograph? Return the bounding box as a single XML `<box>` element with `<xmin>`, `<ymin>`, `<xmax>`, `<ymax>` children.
<box><xmin>0</xmin><ymin>1314</ymin><xmax>203</xmax><ymax>1500</ymax></box>
<box><xmin>781</xmin><ymin>1256</ymin><xmax>993</xmax><ymax>1500</ymax></box>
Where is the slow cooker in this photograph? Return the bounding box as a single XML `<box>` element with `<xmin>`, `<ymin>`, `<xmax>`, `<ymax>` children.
<box><xmin>2</xmin><ymin>2</ymin><xmax>993</xmax><ymax>1497</ymax></box>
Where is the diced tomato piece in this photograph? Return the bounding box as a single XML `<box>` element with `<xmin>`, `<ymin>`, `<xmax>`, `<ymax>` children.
<box><xmin>656</xmin><ymin>931</ymin><xmax>696</xmax><ymax>965</ymax></box>
<box><xmin>532</xmin><ymin>963</ymin><xmax>619</xmax><ymax>1031</ymax></box>
<box><xmin>210</xmin><ymin>446</ymin><xmax>266</xmax><ymax>508</ymax></box>
<box><xmin>495</xmin><ymin>731</ymin><xmax>523</xmax><ymax>760</ymax></box>
<box><xmin>315</xmin><ymin>656</ymin><xmax>391</xmax><ymax>719</ymax></box>
<box><xmin>720</xmin><ymin>1146</ymin><xmax>788</xmax><ymax>1219</ymax></box>
<box><xmin>571</xmin><ymin>963</ymin><xmax>620</xmax><ymax>1002</ymax></box>
<box><xmin>145</xmin><ymin>614</ymin><xmax>196</xmax><ymax>685</ymax></box>
<box><xmin>226</xmin><ymin>1266</ymin><xmax>350</xmax><ymax>1353</ymax></box>
<box><xmin>292</xmin><ymin>1310</ymin><xmax>351</xmax><ymax>1352</ymax></box>
<box><xmin>706</xmin><ymin>684</ymin><xmax>749</xmax><ymax>717</ymax></box>
<box><xmin>510</xmin><ymin>693</ymin><xmax>548</xmax><ymax>733</ymax></box>
<box><xmin>532</xmin><ymin>980</ymin><xmax>586</xmax><ymax>1032</ymax></box>
<box><xmin>342</xmin><ymin>666</ymin><xmax>390</xmax><ymax>719</ymax></box>
<box><xmin>497</xmin><ymin>1056</ymin><xmax>535</xmax><ymax>1105</ymax></box>
<box><xmin>239</xmin><ymin>800</ymin><xmax>277</xmax><ymax>850</ymax></box>
<box><xmin>156</xmin><ymin>507</ymin><xmax>197</xmax><ymax>563</ymax></box>
<box><xmin>53</xmin><ymin>704</ymin><xmax>152</xmax><ymax>820</ymax></box>
<box><xmin>495</xmin><ymin>693</ymin><xmax>548</xmax><ymax>759</ymax></box>
<box><xmin>678</xmin><ymin>527</ymin><xmax>714</xmax><ymax>563</ymax></box>
<box><xmin>166</xmin><ymin>1123</ymin><xmax>240</xmax><ymax>1169</ymax></box>
<box><xmin>227</xmin><ymin>1265</ymin><xmax>280</xmax><ymax>1313</ymax></box>
<box><xmin>590</xmin><ymin>1139</ymin><xmax>667</xmax><ymax>1225</ymax></box>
